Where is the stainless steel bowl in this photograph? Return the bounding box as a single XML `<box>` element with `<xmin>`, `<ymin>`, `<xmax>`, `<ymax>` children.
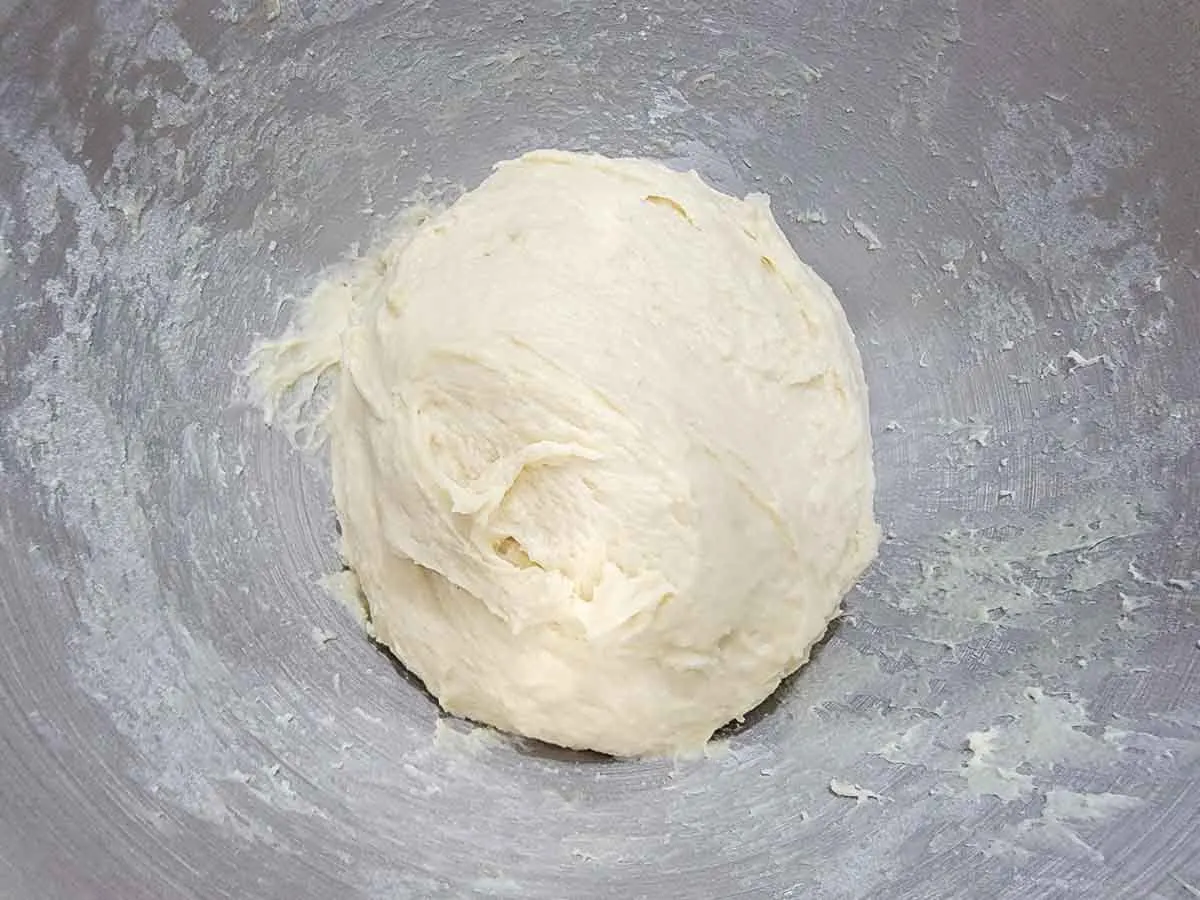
<box><xmin>2</xmin><ymin>1</ymin><xmax>1197</xmax><ymax>897</ymax></box>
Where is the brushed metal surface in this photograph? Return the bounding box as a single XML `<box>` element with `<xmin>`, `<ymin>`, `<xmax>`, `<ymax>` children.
<box><xmin>1</xmin><ymin>1</ymin><xmax>1197</xmax><ymax>898</ymax></box>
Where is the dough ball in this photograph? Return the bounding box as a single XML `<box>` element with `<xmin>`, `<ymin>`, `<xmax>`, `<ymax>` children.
<box><xmin>254</xmin><ymin>150</ymin><xmax>879</xmax><ymax>757</ymax></box>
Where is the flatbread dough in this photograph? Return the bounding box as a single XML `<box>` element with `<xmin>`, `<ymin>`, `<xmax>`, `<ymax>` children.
<box><xmin>250</xmin><ymin>150</ymin><xmax>879</xmax><ymax>757</ymax></box>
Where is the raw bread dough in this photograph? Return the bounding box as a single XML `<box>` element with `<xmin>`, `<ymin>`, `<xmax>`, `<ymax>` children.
<box><xmin>251</xmin><ymin>150</ymin><xmax>879</xmax><ymax>757</ymax></box>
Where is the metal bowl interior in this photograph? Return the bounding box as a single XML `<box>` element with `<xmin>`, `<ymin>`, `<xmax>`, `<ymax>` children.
<box><xmin>0</xmin><ymin>1</ymin><xmax>1197</xmax><ymax>898</ymax></box>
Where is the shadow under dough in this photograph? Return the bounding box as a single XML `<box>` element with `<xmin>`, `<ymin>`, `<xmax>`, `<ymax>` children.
<box><xmin>368</xmin><ymin>614</ymin><xmax>845</xmax><ymax>762</ymax></box>
<box><xmin>713</xmin><ymin>616</ymin><xmax>843</xmax><ymax>742</ymax></box>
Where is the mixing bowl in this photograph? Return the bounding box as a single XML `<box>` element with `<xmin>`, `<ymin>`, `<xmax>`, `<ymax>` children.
<box><xmin>1</xmin><ymin>1</ymin><xmax>1197</xmax><ymax>897</ymax></box>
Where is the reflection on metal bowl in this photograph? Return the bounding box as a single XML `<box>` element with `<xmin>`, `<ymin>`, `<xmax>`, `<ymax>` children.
<box><xmin>0</xmin><ymin>1</ymin><xmax>1197</xmax><ymax>897</ymax></box>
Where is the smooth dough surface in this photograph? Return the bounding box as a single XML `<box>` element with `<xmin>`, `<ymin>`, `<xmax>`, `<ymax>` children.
<box><xmin>251</xmin><ymin>150</ymin><xmax>879</xmax><ymax>757</ymax></box>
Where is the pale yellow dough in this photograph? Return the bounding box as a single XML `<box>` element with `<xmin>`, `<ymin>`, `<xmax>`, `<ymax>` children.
<box><xmin>250</xmin><ymin>150</ymin><xmax>879</xmax><ymax>757</ymax></box>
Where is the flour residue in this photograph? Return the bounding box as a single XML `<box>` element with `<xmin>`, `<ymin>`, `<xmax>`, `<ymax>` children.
<box><xmin>0</xmin><ymin>0</ymin><xmax>1196</xmax><ymax>897</ymax></box>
